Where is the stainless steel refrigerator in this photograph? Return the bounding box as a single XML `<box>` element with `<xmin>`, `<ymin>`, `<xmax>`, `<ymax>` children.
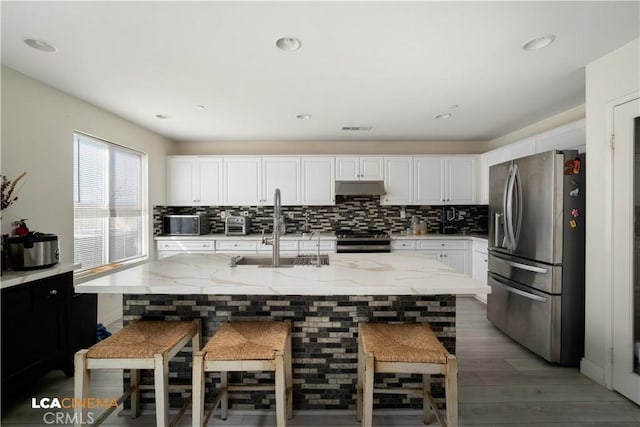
<box><xmin>487</xmin><ymin>150</ymin><xmax>586</xmax><ymax>366</ymax></box>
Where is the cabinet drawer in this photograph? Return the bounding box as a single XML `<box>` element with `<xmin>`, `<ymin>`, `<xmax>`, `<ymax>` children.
<box><xmin>391</xmin><ymin>240</ymin><xmax>416</xmax><ymax>250</ymax></box>
<box><xmin>299</xmin><ymin>240</ymin><xmax>336</xmax><ymax>251</ymax></box>
<box><xmin>416</xmin><ymin>239</ymin><xmax>468</xmax><ymax>250</ymax></box>
<box><xmin>156</xmin><ymin>241</ymin><xmax>214</xmax><ymax>251</ymax></box>
<box><xmin>259</xmin><ymin>240</ymin><xmax>299</xmax><ymax>252</ymax></box>
<box><xmin>216</xmin><ymin>240</ymin><xmax>258</xmax><ymax>252</ymax></box>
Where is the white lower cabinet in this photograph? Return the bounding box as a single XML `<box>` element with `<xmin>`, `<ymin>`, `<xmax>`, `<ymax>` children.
<box><xmin>156</xmin><ymin>240</ymin><xmax>215</xmax><ymax>259</ymax></box>
<box><xmin>471</xmin><ymin>239</ymin><xmax>489</xmax><ymax>303</ymax></box>
<box><xmin>391</xmin><ymin>238</ymin><xmax>470</xmax><ymax>276</ymax></box>
<box><xmin>215</xmin><ymin>240</ymin><xmax>259</xmax><ymax>253</ymax></box>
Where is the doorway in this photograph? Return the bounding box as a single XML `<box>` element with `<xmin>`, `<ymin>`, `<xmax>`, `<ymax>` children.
<box><xmin>612</xmin><ymin>96</ymin><xmax>640</xmax><ymax>404</ymax></box>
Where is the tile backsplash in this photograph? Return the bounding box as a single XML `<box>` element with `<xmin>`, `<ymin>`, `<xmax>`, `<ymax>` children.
<box><xmin>154</xmin><ymin>196</ymin><xmax>487</xmax><ymax>236</ymax></box>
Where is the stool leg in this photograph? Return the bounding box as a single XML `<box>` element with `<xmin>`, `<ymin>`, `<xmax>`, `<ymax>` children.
<box><xmin>362</xmin><ymin>352</ymin><xmax>374</xmax><ymax>427</ymax></box>
<box><xmin>130</xmin><ymin>369</ymin><xmax>141</xmax><ymax>418</ymax></box>
<box><xmin>275</xmin><ymin>351</ymin><xmax>286</xmax><ymax>427</ymax></box>
<box><xmin>422</xmin><ymin>374</ymin><xmax>432</xmax><ymax>425</ymax></box>
<box><xmin>220</xmin><ymin>371</ymin><xmax>228</xmax><ymax>420</ymax></box>
<box><xmin>192</xmin><ymin>352</ymin><xmax>205</xmax><ymax>427</ymax></box>
<box><xmin>74</xmin><ymin>350</ymin><xmax>90</xmax><ymax>427</ymax></box>
<box><xmin>445</xmin><ymin>355</ymin><xmax>458</xmax><ymax>427</ymax></box>
<box><xmin>356</xmin><ymin>333</ymin><xmax>364</xmax><ymax>422</ymax></box>
<box><xmin>285</xmin><ymin>332</ymin><xmax>293</xmax><ymax>419</ymax></box>
<box><xmin>154</xmin><ymin>353</ymin><xmax>169</xmax><ymax>427</ymax></box>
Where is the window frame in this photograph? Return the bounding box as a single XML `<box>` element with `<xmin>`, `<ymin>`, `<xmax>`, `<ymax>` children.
<box><xmin>73</xmin><ymin>131</ymin><xmax>149</xmax><ymax>277</ymax></box>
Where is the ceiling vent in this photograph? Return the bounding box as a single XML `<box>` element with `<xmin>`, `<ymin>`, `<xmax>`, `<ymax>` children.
<box><xmin>341</xmin><ymin>126</ymin><xmax>372</xmax><ymax>132</ymax></box>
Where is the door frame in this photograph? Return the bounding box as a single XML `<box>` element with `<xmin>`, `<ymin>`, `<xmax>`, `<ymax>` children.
<box><xmin>605</xmin><ymin>91</ymin><xmax>640</xmax><ymax>402</ymax></box>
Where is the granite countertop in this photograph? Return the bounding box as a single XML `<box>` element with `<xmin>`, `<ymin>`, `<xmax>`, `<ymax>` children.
<box><xmin>1</xmin><ymin>263</ymin><xmax>80</xmax><ymax>290</ymax></box>
<box><xmin>155</xmin><ymin>233</ymin><xmax>337</xmax><ymax>241</ymax></box>
<box><xmin>75</xmin><ymin>252</ymin><xmax>491</xmax><ymax>296</ymax></box>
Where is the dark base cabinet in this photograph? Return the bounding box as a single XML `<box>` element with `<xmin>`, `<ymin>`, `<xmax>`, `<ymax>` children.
<box><xmin>1</xmin><ymin>272</ymin><xmax>97</xmax><ymax>396</ymax></box>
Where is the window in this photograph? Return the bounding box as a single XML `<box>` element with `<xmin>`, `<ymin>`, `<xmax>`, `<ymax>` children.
<box><xmin>73</xmin><ymin>133</ymin><xmax>147</xmax><ymax>272</ymax></box>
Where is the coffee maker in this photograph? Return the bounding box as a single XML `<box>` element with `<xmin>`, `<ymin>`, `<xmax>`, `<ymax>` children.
<box><xmin>439</xmin><ymin>206</ymin><xmax>457</xmax><ymax>234</ymax></box>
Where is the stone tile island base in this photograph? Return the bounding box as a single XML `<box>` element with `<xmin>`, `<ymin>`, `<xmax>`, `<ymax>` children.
<box><xmin>123</xmin><ymin>294</ymin><xmax>455</xmax><ymax>411</ymax></box>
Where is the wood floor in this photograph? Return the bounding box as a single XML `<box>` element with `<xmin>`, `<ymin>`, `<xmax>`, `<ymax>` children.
<box><xmin>2</xmin><ymin>297</ymin><xmax>639</xmax><ymax>426</ymax></box>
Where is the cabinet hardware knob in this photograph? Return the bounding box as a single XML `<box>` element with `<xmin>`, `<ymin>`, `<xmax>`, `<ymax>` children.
<box><xmin>49</xmin><ymin>289</ymin><xmax>58</xmax><ymax>295</ymax></box>
<box><xmin>484</xmin><ymin>259</ymin><xmax>488</xmax><ymax>263</ymax></box>
<box><xmin>441</xmin><ymin>243</ymin><xmax>445</xmax><ymax>246</ymax></box>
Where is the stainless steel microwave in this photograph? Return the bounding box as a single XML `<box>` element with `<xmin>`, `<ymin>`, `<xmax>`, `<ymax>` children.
<box><xmin>163</xmin><ymin>214</ymin><xmax>210</xmax><ymax>235</ymax></box>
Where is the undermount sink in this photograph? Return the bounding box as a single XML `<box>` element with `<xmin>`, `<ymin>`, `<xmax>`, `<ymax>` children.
<box><xmin>230</xmin><ymin>254</ymin><xmax>329</xmax><ymax>268</ymax></box>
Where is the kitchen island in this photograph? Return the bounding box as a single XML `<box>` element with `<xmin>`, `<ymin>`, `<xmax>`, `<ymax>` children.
<box><xmin>76</xmin><ymin>252</ymin><xmax>489</xmax><ymax>411</ymax></box>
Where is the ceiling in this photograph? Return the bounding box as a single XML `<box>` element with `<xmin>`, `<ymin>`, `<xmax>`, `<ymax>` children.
<box><xmin>1</xmin><ymin>1</ymin><xmax>638</xmax><ymax>143</ymax></box>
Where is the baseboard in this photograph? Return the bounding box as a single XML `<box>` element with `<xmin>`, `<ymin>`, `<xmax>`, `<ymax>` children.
<box><xmin>580</xmin><ymin>357</ymin><xmax>608</xmax><ymax>388</ymax></box>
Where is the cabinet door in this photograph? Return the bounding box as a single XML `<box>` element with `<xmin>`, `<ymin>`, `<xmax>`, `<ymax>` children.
<box><xmin>335</xmin><ymin>156</ymin><xmax>360</xmax><ymax>180</ymax></box>
<box><xmin>198</xmin><ymin>158</ymin><xmax>223</xmax><ymax>205</ymax></box>
<box><xmin>504</xmin><ymin>137</ymin><xmax>536</xmax><ymax>161</ymax></box>
<box><xmin>263</xmin><ymin>157</ymin><xmax>301</xmax><ymax>206</ymax></box>
<box><xmin>301</xmin><ymin>156</ymin><xmax>335</xmax><ymax>205</ymax></box>
<box><xmin>167</xmin><ymin>157</ymin><xmax>197</xmax><ymax>205</ymax></box>
<box><xmin>535</xmin><ymin>119</ymin><xmax>586</xmax><ymax>153</ymax></box>
<box><xmin>443</xmin><ymin>250</ymin><xmax>469</xmax><ymax>275</ymax></box>
<box><xmin>414</xmin><ymin>157</ymin><xmax>444</xmax><ymax>204</ymax></box>
<box><xmin>445</xmin><ymin>157</ymin><xmax>476</xmax><ymax>204</ymax></box>
<box><xmin>382</xmin><ymin>157</ymin><xmax>413</xmax><ymax>205</ymax></box>
<box><xmin>480</xmin><ymin>149</ymin><xmax>505</xmax><ymax>204</ymax></box>
<box><xmin>472</xmin><ymin>250</ymin><xmax>488</xmax><ymax>285</ymax></box>
<box><xmin>223</xmin><ymin>157</ymin><xmax>262</xmax><ymax>205</ymax></box>
<box><xmin>359</xmin><ymin>156</ymin><xmax>384</xmax><ymax>180</ymax></box>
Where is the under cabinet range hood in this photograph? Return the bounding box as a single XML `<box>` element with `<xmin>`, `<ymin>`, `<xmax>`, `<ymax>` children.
<box><xmin>335</xmin><ymin>180</ymin><xmax>386</xmax><ymax>196</ymax></box>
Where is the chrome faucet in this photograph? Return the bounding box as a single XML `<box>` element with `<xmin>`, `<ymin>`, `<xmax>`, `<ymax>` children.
<box><xmin>262</xmin><ymin>188</ymin><xmax>282</xmax><ymax>267</ymax></box>
<box><xmin>309</xmin><ymin>231</ymin><xmax>321</xmax><ymax>267</ymax></box>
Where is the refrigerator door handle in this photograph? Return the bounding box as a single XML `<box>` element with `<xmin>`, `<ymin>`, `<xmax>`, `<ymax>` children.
<box><xmin>505</xmin><ymin>260</ymin><xmax>548</xmax><ymax>274</ymax></box>
<box><xmin>512</xmin><ymin>164</ymin><xmax>523</xmax><ymax>248</ymax></box>
<box><xmin>494</xmin><ymin>212</ymin><xmax>504</xmax><ymax>247</ymax></box>
<box><xmin>505</xmin><ymin>164</ymin><xmax>516</xmax><ymax>250</ymax></box>
<box><xmin>491</xmin><ymin>276</ymin><xmax>548</xmax><ymax>303</ymax></box>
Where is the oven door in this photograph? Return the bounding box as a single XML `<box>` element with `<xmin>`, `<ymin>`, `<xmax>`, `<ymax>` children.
<box><xmin>487</xmin><ymin>272</ymin><xmax>561</xmax><ymax>363</ymax></box>
<box><xmin>336</xmin><ymin>241</ymin><xmax>391</xmax><ymax>253</ymax></box>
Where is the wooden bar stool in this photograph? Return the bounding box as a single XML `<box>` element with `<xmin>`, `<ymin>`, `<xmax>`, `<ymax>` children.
<box><xmin>74</xmin><ymin>319</ymin><xmax>200</xmax><ymax>427</ymax></box>
<box><xmin>192</xmin><ymin>321</ymin><xmax>292</xmax><ymax>427</ymax></box>
<box><xmin>357</xmin><ymin>323</ymin><xmax>458</xmax><ymax>427</ymax></box>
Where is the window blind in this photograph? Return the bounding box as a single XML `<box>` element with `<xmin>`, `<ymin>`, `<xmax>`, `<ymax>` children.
<box><xmin>73</xmin><ymin>133</ymin><xmax>145</xmax><ymax>271</ymax></box>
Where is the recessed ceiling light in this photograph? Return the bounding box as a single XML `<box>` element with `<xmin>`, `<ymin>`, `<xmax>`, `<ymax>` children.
<box><xmin>275</xmin><ymin>36</ymin><xmax>301</xmax><ymax>52</ymax></box>
<box><xmin>522</xmin><ymin>35</ymin><xmax>556</xmax><ymax>51</ymax></box>
<box><xmin>296</xmin><ymin>114</ymin><xmax>311</xmax><ymax>120</ymax></box>
<box><xmin>155</xmin><ymin>114</ymin><xmax>171</xmax><ymax>119</ymax></box>
<box><xmin>195</xmin><ymin>105</ymin><xmax>206</xmax><ymax>110</ymax></box>
<box><xmin>435</xmin><ymin>113</ymin><xmax>452</xmax><ymax>120</ymax></box>
<box><xmin>23</xmin><ymin>37</ymin><xmax>57</xmax><ymax>53</ymax></box>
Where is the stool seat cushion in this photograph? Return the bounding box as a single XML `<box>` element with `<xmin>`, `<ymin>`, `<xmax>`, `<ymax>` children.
<box><xmin>360</xmin><ymin>323</ymin><xmax>448</xmax><ymax>364</ymax></box>
<box><xmin>87</xmin><ymin>321</ymin><xmax>197</xmax><ymax>359</ymax></box>
<box><xmin>203</xmin><ymin>321</ymin><xmax>289</xmax><ymax>361</ymax></box>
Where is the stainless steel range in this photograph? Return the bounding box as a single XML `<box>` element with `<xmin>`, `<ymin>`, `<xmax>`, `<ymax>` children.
<box><xmin>336</xmin><ymin>229</ymin><xmax>391</xmax><ymax>253</ymax></box>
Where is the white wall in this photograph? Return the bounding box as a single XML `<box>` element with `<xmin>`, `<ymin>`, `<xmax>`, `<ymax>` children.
<box><xmin>582</xmin><ymin>38</ymin><xmax>640</xmax><ymax>384</ymax></box>
<box><xmin>1</xmin><ymin>66</ymin><xmax>176</xmax><ymax>323</ymax></box>
<box><xmin>175</xmin><ymin>139</ymin><xmax>488</xmax><ymax>155</ymax></box>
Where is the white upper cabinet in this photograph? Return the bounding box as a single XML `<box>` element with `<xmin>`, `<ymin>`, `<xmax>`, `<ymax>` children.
<box><xmin>535</xmin><ymin>119</ymin><xmax>586</xmax><ymax>153</ymax></box>
<box><xmin>336</xmin><ymin>156</ymin><xmax>384</xmax><ymax>180</ymax></box>
<box><xmin>301</xmin><ymin>156</ymin><xmax>335</xmax><ymax>205</ymax></box>
<box><xmin>414</xmin><ymin>156</ymin><xmax>476</xmax><ymax>205</ymax></box>
<box><xmin>262</xmin><ymin>157</ymin><xmax>301</xmax><ymax>206</ymax></box>
<box><xmin>446</xmin><ymin>157</ymin><xmax>476</xmax><ymax>204</ymax></box>
<box><xmin>478</xmin><ymin>119</ymin><xmax>586</xmax><ymax>204</ymax></box>
<box><xmin>167</xmin><ymin>156</ymin><xmax>222</xmax><ymax>206</ymax></box>
<box><xmin>414</xmin><ymin>157</ymin><xmax>444</xmax><ymax>204</ymax></box>
<box><xmin>223</xmin><ymin>157</ymin><xmax>262</xmax><ymax>205</ymax></box>
<box><xmin>382</xmin><ymin>156</ymin><xmax>413</xmax><ymax>205</ymax></box>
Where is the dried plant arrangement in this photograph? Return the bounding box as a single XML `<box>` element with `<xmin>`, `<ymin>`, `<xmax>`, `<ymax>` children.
<box><xmin>1</xmin><ymin>172</ymin><xmax>27</xmax><ymax>216</ymax></box>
